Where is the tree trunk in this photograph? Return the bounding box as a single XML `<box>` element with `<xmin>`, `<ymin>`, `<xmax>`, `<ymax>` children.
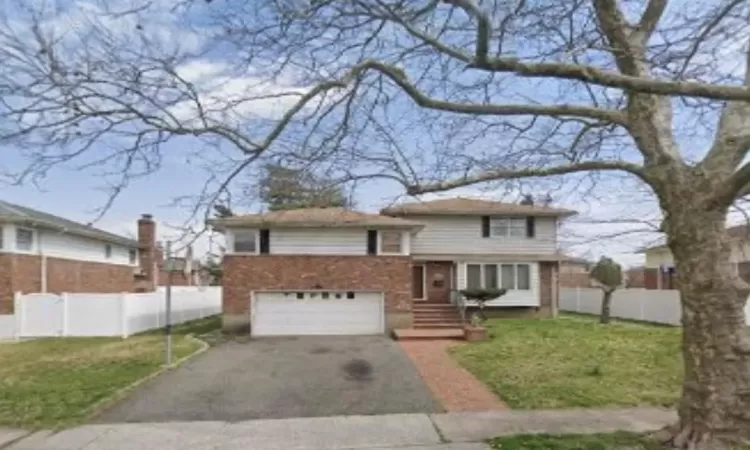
<box><xmin>600</xmin><ymin>290</ymin><xmax>613</xmax><ymax>324</ymax></box>
<box><xmin>661</xmin><ymin>204</ymin><xmax>750</xmax><ymax>449</ymax></box>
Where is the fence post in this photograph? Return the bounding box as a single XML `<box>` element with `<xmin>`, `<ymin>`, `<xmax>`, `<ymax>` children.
<box><xmin>576</xmin><ymin>287</ymin><xmax>581</xmax><ymax>312</ymax></box>
<box><xmin>14</xmin><ymin>292</ymin><xmax>22</xmax><ymax>340</ymax></box>
<box><xmin>61</xmin><ymin>293</ymin><xmax>69</xmax><ymax>337</ymax></box>
<box><xmin>639</xmin><ymin>293</ymin><xmax>646</xmax><ymax>321</ymax></box>
<box><xmin>120</xmin><ymin>293</ymin><xmax>129</xmax><ymax>339</ymax></box>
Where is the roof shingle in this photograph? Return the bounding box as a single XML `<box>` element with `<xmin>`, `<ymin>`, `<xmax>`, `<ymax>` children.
<box><xmin>381</xmin><ymin>197</ymin><xmax>576</xmax><ymax>217</ymax></box>
<box><xmin>208</xmin><ymin>207</ymin><xmax>423</xmax><ymax>229</ymax></box>
<box><xmin>0</xmin><ymin>200</ymin><xmax>138</xmax><ymax>247</ymax></box>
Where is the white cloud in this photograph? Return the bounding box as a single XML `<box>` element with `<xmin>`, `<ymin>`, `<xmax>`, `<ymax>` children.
<box><xmin>169</xmin><ymin>59</ymin><xmax>318</xmax><ymax>122</ymax></box>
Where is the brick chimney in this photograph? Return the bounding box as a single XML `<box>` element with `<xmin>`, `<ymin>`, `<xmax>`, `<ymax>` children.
<box><xmin>137</xmin><ymin>213</ymin><xmax>156</xmax><ymax>291</ymax></box>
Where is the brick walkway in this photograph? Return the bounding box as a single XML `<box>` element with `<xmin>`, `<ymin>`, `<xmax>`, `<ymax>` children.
<box><xmin>399</xmin><ymin>340</ymin><xmax>507</xmax><ymax>412</ymax></box>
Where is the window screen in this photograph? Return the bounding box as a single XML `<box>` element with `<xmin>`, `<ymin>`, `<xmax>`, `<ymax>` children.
<box><xmin>16</xmin><ymin>228</ymin><xmax>33</xmax><ymax>251</ymax></box>
<box><xmin>233</xmin><ymin>230</ymin><xmax>257</xmax><ymax>253</ymax></box>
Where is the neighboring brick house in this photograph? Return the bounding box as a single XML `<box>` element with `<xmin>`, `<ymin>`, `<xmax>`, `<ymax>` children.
<box><xmin>0</xmin><ymin>202</ymin><xmax>167</xmax><ymax>315</ymax></box>
<box><xmin>559</xmin><ymin>257</ymin><xmax>594</xmax><ymax>288</ymax></box>
<box><xmin>641</xmin><ymin>224</ymin><xmax>750</xmax><ymax>289</ymax></box>
<box><xmin>209</xmin><ymin>198</ymin><xmax>576</xmax><ymax>337</ymax></box>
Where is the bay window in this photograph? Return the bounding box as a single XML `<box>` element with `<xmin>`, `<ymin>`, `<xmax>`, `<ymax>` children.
<box><xmin>465</xmin><ymin>263</ymin><xmax>532</xmax><ymax>291</ymax></box>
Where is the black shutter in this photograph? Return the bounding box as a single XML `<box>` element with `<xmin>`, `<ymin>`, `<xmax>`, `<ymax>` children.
<box><xmin>259</xmin><ymin>229</ymin><xmax>270</xmax><ymax>254</ymax></box>
<box><xmin>526</xmin><ymin>217</ymin><xmax>536</xmax><ymax>238</ymax></box>
<box><xmin>481</xmin><ymin>216</ymin><xmax>490</xmax><ymax>237</ymax></box>
<box><xmin>367</xmin><ymin>230</ymin><xmax>378</xmax><ymax>255</ymax></box>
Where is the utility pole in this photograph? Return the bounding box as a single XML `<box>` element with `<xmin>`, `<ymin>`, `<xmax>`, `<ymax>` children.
<box><xmin>165</xmin><ymin>240</ymin><xmax>173</xmax><ymax>366</ymax></box>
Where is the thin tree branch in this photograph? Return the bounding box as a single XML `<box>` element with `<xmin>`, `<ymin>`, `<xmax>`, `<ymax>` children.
<box><xmin>405</xmin><ymin>161</ymin><xmax>647</xmax><ymax>195</ymax></box>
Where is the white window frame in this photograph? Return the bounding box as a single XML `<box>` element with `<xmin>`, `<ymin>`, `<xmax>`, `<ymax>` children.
<box><xmin>129</xmin><ymin>248</ymin><xmax>138</xmax><ymax>265</ymax></box>
<box><xmin>15</xmin><ymin>227</ymin><xmax>34</xmax><ymax>252</ymax></box>
<box><xmin>378</xmin><ymin>230</ymin><xmax>404</xmax><ymax>255</ymax></box>
<box><xmin>489</xmin><ymin>217</ymin><xmax>527</xmax><ymax>238</ymax></box>
<box><xmin>231</xmin><ymin>229</ymin><xmax>259</xmax><ymax>254</ymax></box>
<box><xmin>465</xmin><ymin>262</ymin><xmax>532</xmax><ymax>291</ymax></box>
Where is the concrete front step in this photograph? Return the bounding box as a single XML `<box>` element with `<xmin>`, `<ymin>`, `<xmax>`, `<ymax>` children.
<box><xmin>414</xmin><ymin>317</ymin><xmax>463</xmax><ymax>323</ymax></box>
<box><xmin>414</xmin><ymin>323</ymin><xmax>465</xmax><ymax>329</ymax></box>
<box><xmin>414</xmin><ymin>313</ymin><xmax>463</xmax><ymax>319</ymax></box>
<box><xmin>393</xmin><ymin>328</ymin><xmax>465</xmax><ymax>340</ymax></box>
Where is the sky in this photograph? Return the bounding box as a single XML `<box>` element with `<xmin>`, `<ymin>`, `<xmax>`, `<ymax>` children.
<box><xmin>3</xmin><ymin>0</ymin><xmax>744</xmax><ymax>267</ymax></box>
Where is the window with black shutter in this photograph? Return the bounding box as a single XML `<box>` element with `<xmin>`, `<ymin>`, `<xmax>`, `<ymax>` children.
<box><xmin>259</xmin><ymin>229</ymin><xmax>270</xmax><ymax>254</ymax></box>
<box><xmin>367</xmin><ymin>230</ymin><xmax>378</xmax><ymax>255</ymax></box>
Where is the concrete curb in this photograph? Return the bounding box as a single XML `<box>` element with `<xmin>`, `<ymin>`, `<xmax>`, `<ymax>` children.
<box><xmin>0</xmin><ymin>430</ymin><xmax>30</xmax><ymax>450</ymax></box>
<box><xmin>78</xmin><ymin>334</ymin><xmax>210</xmax><ymax>427</ymax></box>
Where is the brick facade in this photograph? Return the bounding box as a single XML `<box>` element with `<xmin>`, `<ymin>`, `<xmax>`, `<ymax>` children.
<box><xmin>46</xmin><ymin>257</ymin><xmax>135</xmax><ymax>293</ymax></box>
<box><xmin>0</xmin><ymin>253</ymin><xmax>135</xmax><ymax>314</ymax></box>
<box><xmin>222</xmin><ymin>254</ymin><xmax>413</xmax><ymax>333</ymax></box>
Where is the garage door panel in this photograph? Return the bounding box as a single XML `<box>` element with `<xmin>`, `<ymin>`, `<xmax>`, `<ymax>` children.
<box><xmin>252</xmin><ymin>292</ymin><xmax>384</xmax><ymax>336</ymax></box>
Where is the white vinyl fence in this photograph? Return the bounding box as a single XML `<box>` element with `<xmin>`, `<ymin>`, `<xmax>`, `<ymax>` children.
<box><xmin>561</xmin><ymin>288</ymin><xmax>750</xmax><ymax>326</ymax></box>
<box><xmin>0</xmin><ymin>286</ymin><xmax>221</xmax><ymax>339</ymax></box>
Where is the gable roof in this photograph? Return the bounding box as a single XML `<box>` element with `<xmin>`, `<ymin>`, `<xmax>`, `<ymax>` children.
<box><xmin>381</xmin><ymin>197</ymin><xmax>576</xmax><ymax>217</ymax></box>
<box><xmin>0</xmin><ymin>200</ymin><xmax>138</xmax><ymax>247</ymax></box>
<box><xmin>208</xmin><ymin>207</ymin><xmax>423</xmax><ymax>230</ymax></box>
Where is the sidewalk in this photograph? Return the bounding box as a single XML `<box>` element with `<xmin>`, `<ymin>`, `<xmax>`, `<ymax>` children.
<box><xmin>3</xmin><ymin>407</ymin><xmax>676</xmax><ymax>450</ymax></box>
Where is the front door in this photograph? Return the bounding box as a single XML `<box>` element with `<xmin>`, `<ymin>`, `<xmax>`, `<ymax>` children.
<box><xmin>425</xmin><ymin>261</ymin><xmax>453</xmax><ymax>303</ymax></box>
<box><xmin>412</xmin><ymin>265</ymin><xmax>425</xmax><ymax>300</ymax></box>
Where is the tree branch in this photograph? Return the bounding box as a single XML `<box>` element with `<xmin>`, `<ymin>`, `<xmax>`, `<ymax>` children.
<box><xmin>470</xmin><ymin>52</ymin><xmax>750</xmax><ymax>103</ymax></box>
<box><xmin>637</xmin><ymin>0</ymin><xmax>668</xmax><ymax>43</ymax></box>
<box><xmin>349</xmin><ymin>60</ymin><xmax>628</xmax><ymax>124</ymax></box>
<box><xmin>442</xmin><ymin>0</ymin><xmax>490</xmax><ymax>63</ymax></box>
<box><xmin>405</xmin><ymin>161</ymin><xmax>647</xmax><ymax>195</ymax></box>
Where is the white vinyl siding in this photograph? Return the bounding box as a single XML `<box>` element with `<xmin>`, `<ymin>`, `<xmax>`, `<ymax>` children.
<box><xmin>457</xmin><ymin>261</ymin><xmax>540</xmax><ymax>306</ymax></box>
<box><xmin>271</xmin><ymin>229</ymin><xmax>367</xmax><ymax>255</ymax></box>
<box><xmin>410</xmin><ymin>215</ymin><xmax>557</xmax><ymax>255</ymax></box>
<box><xmin>225</xmin><ymin>228</ymin><xmax>411</xmax><ymax>256</ymax></box>
<box><xmin>40</xmin><ymin>229</ymin><xmax>135</xmax><ymax>265</ymax></box>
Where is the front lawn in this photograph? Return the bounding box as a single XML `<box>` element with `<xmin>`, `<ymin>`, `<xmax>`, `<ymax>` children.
<box><xmin>489</xmin><ymin>432</ymin><xmax>663</xmax><ymax>450</ymax></box>
<box><xmin>451</xmin><ymin>315</ymin><xmax>682</xmax><ymax>409</ymax></box>
<box><xmin>0</xmin><ymin>316</ymin><xmax>218</xmax><ymax>429</ymax></box>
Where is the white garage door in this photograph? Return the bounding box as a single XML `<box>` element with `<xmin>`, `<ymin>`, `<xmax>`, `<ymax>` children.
<box><xmin>252</xmin><ymin>291</ymin><xmax>384</xmax><ymax>336</ymax></box>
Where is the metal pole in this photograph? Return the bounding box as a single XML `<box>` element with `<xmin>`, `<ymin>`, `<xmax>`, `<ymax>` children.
<box><xmin>165</xmin><ymin>240</ymin><xmax>173</xmax><ymax>366</ymax></box>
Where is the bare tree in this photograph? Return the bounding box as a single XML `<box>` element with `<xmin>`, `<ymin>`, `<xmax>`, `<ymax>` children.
<box><xmin>3</xmin><ymin>0</ymin><xmax>750</xmax><ymax>447</ymax></box>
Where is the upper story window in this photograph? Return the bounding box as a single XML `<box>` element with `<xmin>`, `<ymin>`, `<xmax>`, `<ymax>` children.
<box><xmin>129</xmin><ymin>249</ymin><xmax>137</xmax><ymax>264</ymax></box>
<box><xmin>105</xmin><ymin>244</ymin><xmax>112</xmax><ymax>259</ymax></box>
<box><xmin>466</xmin><ymin>263</ymin><xmax>531</xmax><ymax>291</ymax></box>
<box><xmin>16</xmin><ymin>228</ymin><xmax>33</xmax><ymax>251</ymax></box>
<box><xmin>233</xmin><ymin>230</ymin><xmax>257</xmax><ymax>253</ymax></box>
<box><xmin>380</xmin><ymin>231</ymin><xmax>402</xmax><ymax>254</ymax></box>
<box><xmin>490</xmin><ymin>218</ymin><xmax>526</xmax><ymax>238</ymax></box>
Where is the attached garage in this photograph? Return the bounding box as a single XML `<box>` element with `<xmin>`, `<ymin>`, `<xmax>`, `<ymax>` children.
<box><xmin>251</xmin><ymin>290</ymin><xmax>385</xmax><ymax>336</ymax></box>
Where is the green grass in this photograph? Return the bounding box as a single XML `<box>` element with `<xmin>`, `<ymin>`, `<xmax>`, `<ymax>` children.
<box><xmin>0</xmin><ymin>316</ymin><xmax>219</xmax><ymax>429</ymax></box>
<box><xmin>489</xmin><ymin>432</ymin><xmax>664</xmax><ymax>449</ymax></box>
<box><xmin>451</xmin><ymin>315</ymin><xmax>683</xmax><ymax>409</ymax></box>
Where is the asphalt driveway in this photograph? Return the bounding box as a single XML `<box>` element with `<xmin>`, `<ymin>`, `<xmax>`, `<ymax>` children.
<box><xmin>97</xmin><ymin>336</ymin><xmax>442</xmax><ymax>423</ymax></box>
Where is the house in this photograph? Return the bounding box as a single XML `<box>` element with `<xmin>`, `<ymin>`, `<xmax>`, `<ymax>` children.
<box><xmin>0</xmin><ymin>201</ymin><xmax>171</xmax><ymax>316</ymax></box>
<box><xmin>559</xmin><ymin>257</ymin><xmax>594</xmax><ymax>288</ymax></box>
<box><xmin>208</xmin><ymin>198</ymin><xmax>576</xmax><ymax>336</ymax></box>
<box><xmin>641</xmin><ymin>224</ymin><xmax>750</xmax><ymax>289</ymax></box>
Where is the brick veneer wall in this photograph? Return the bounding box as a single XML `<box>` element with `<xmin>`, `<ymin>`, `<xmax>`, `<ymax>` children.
<box><xmin>222</xmin><ymin>254</ymin><xmax>413</xmax><ymax>333</ymax></box>
<box><xmin>0</xmin><ymin>254</ymin><xmax>136</xmax><ymax>314</ymax></box>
